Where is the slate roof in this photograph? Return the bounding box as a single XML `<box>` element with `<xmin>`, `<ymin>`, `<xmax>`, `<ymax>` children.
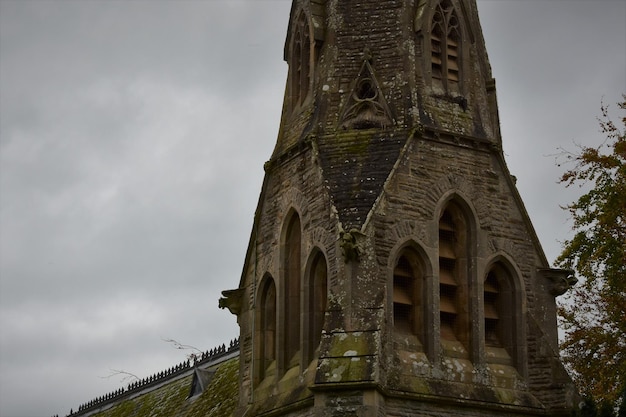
<box><xmin>59</xmin><ymin>341</ymin><xmax>240</xmax><ymax>417</ymax></box>
<box><xmin>315</xmin><ymin>129</ymin><xmax>409</xmax><ymax>230</ymax></box>
<box><xmin>63</xmin><ymin>357</ymin><xmax>239</xmax><ymax>417</ymax></box>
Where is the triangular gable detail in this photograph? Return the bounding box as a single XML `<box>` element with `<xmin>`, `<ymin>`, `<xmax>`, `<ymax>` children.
<box><xmin>339</xmin><ymin>56</ymin><xmax>394</xmax><ymax>130</ymax></box>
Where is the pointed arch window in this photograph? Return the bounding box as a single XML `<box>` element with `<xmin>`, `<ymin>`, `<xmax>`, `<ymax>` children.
<box><xmin>290</xmin><ymin>12</ymin><xmax>311</xmax><ymax>109</ymax></box>
<box><xmin>283</xmin><ymin>213</ymin><xmax>301</xmax><ymax>369</ymax></box>
<box><xmin>438</xmin><ymin>203</ymin><xmax>469</xmax><ymax>347</ymax></box>
<box><xmin>484</xmin><ymin>269</ymin><xmax>503</xmax><ymax>348</ymax></box>
<box><xmin>258</xmin><ymin>276</ymin><xmax>277</xmax><ymax>382</ymax></box>
<box><xmin>393</xmin><ymin>249</ymin><xmax>423</xmax><ymax>339</ymax></box>
<box><xmin>306</xmin><ymin>251</ymin><xmax>327</xmax><ymax>364</ymax></box>
<box><xmin>483</xmin><ymin>262</ymin><xmax>519</xmax><ymax>367</ymax></box>
<box><xmin>431</xmin><ymin>0</ymin><xmax>461</xmax><ymax>93</ymax></box>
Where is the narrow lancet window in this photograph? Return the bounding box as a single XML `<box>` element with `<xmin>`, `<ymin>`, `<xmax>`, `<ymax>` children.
<box><xmin>307</xmin><ymin>251</ymin><xmax>327</xmax><ymax>363</ymax></box>
<box><xmin>259</xmin><ymin>277</ymin><xmax>277</xmax><ymax>381</ymax></box>
<box><xmin>438</xmin><ymin>202</ymin><xmax>469</xmax><ymax>350</ymax></box>
<box><xmin>483</xmin><ymin>263</ymin><xmax>518</xmax><ymax>367</ymax></box>
<box><xmin>393</xmin><ymin>250</ymin><xmax>422</xmax><ymax>338</ymax></box>
<box><xmin>431</xmin><ymin>0</ymin><xmax>461</xmax><ymax>93</ymax></box>
<box><xmin>438</xmin><ymin>209</ymin><xmax>460</xmax><ymax>341</ymax></box>
<box><xmin>290</xmin><ymin>12</ymin><xmax>311</xmax><ymax>109</ymax></box>
<box><xmin>484</xmin><ymin>270</ymin><xmax>502</xmax><ymax>347</ymax></box>
<box><xmin>283</xmin><ymin>214</ymin><xmax>302</xmax><ymax>369</ymax></box>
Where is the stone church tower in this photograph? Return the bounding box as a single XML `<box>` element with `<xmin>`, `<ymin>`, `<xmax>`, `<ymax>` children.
<box><xmin>221</xmin><ymin>0</ymin><xmax>578</xmax><ymax>416</ymax></box>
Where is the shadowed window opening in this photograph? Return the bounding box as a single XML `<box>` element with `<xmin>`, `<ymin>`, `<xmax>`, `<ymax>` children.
<box><xmin>431</xmin><ymin>0</ymin><xmax>461</xmax><ymax>93</ymax></box>
<box><xmin>393</xmin><ymin>249</ymin><xmax>424</xmax><ymax>342</ymax></box>
<box><xmin>439</xmin><ymin>209</ymin><xmax>460</xmax><ymax>341</ymax></box>
<box><xmin>290</xmin><ymin>12</ymin><xmax>311</xmax><ymax>109</ymax></box>
<box><xmin>484</xmin><ymin>270</ymin><xmax>501</xmax><ymax>347</ymax></box>
<box><xmin>259</xmin><ymin>277</ymin><xmax>276</xmax><ymax>381</ymax></box>
<box><xmin>483</xmin><ymin>263</ymin><xmax>518</xmax><ymax>367</ymax></box>
<box><xmin>355</xmin><ymin>78</ymin><xmax>377</xmax><ymax>100</ymax></box>
<box><xmin>307</xmin><ymin>251</ymin><xmax>327</xmax><ymax>363</ymax></box>
<box><xmin>437</xmin><ymin>201</ymin><xmax>472</xmax><ymax>351</ymax></box>
<box><xmin>394</xmin><ymin>255</ymin><xmax>415</xmax><ymax>334</ymax></box>
<box><xmin>283</xmin><ymin>214</ymin><xmax>301</xmax><ymax>369</ymax></box>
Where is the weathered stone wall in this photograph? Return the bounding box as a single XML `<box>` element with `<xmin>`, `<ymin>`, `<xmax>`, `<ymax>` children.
<box><xmin>236</xmin><ymin>129</ymin><xmax>575</xmax><ymax>416</ymax></box>
<box><xmin>318</xmin><ymin>0</ymin><xmax>412</xmax><ymax>130</ymax></box>
<box><xmin>235</xmin><ymin>142</ymin><xmax>341</xmax><ymax>415</ymax></box>
<box><xmin>233</xmin><ymin>0</ymin><xmax>577</xmax><ymax>415</ymax></box>
<box><xmin>275</xmin><ymin>0</ymin><xmax>500</xmax><ymax>158</ymax></box>
<box><xmin>384</xmin><ymin>396</ymin><xmax>544</xmax><ymax>417</ymax></box>
<box><xmin>367</xmin><ymin>132</ymin><xmax>543</xmax><ymax>409</ymax></box>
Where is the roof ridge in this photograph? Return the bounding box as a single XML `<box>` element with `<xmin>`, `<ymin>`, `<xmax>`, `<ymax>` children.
<box><xmin>58</xmin><ymin>338</ymin><xmax>240</xmax><ymax>417</ymax></box>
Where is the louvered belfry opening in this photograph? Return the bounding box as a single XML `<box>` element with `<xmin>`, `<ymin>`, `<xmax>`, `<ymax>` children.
<box><xmin>483</xmin><ymin>263</ymin><xmax>517</xmax><ymax>368</ymax></box>
<box><xmin>393</xmin><ymin>254</ymin><xmax>417</xmax><ymax>335</ymax></box>
<box><xmin>438</xmin><ymin>208</ymin><xmax>461</xmax><ymax>341</ymax></box>
<box><xmin>484</xmin><ymin>270</ymin><xmax>502</xmax><ymax>347</ymax></box>
<box><xmin>431</xmin><ymin>0</ymin><xmax>461</xmax><ymax>93</ymax></box>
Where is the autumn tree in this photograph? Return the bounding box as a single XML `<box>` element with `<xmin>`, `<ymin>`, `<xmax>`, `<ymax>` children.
<box><xmin>556</xmin><ymin>96</ymin><xmax>626</xmax><ymax>411</ymax></box>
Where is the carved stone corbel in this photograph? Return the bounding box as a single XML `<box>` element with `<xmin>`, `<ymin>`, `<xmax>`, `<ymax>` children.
<box><xmin>339</xmin><ymin>228</ymin><xmax>363</xmax><ymax>263</ymax></box>
<box><xmin>219</xmin><ymin>288</ymin><xmax>244</xmax><ymax>316</ymax></box>
<box><xmin>538</xmin><ymin>268</ymin><xmax>577</xmax><ymax>296</ymax></box>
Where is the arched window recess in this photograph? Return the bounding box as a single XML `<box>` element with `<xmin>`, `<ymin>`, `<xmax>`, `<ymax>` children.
<box><xmin>482</xmin><ymin>259</ymin><xmax>526</xmax><ymax>374</ymax></box>
<box><xmin>289</xmin><ymin>11</ymin><xmax>313</xmax><ymax>111</ymax></box>
<box><xmin>393</xmin><ymin>248</ymin><xmax>424</xmax><ymax>339</ymax></box>
<box><xmin>305</xmin><ymin>249</ymin><xmax>328</xmax><ymax>365</ymax></box>
<box><xmin>390</xmin><ymin>241</ymin><xmax>436</xmax><ymax>360</ymax></box>
<box><xmin>281</xmin><ymin>212</ymin><xmax>302</xmax><ymax>373</ymax></box>
<box><xmin>430</xmin><ymin>0</ymin><xmax>462</xmax><ymax>95</ymax></box>
<box><xmin>256</xmin><ymin>275</ymin><xmax>277</xmax><ymax>385</ymax></box>
<box><xmin>437</xmin><ymin>199</ymin><xmax>474</xmax><ymax>358</ymax></box>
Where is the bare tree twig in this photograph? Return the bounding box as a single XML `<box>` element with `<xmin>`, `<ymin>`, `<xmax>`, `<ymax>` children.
<box><xmin>99</xmin><ymin>369</ymin><xmax>140</xmax><ymax>384</ymax></box>
<box><xmin>162</xmin><ymin>337</ymin><xmax>204</xmax><ymax>362</ymax></box>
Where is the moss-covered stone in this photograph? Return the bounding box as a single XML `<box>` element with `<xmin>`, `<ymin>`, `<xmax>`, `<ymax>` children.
<box><xmin>321</xmin><ymin>331</ymin><xmax>378</xmax><ymax>358</ymax></box>
<box><xmin>316</xmin><ymin>355</ymin><xmax>376</xmax><ymax>384</ymax></box>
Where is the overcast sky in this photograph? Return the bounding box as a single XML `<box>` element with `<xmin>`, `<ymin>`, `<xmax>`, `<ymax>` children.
<box><xmin>0</xmin><ymin>1</ymin><xmax>624</xmax><ymax>416</ymax></box>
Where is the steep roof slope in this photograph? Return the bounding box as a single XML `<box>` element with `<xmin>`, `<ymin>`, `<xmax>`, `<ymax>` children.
<box><xmin>70</xmin><ymin>358</ymin><xmax>239</xmax><ymax>417</ymax></box>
